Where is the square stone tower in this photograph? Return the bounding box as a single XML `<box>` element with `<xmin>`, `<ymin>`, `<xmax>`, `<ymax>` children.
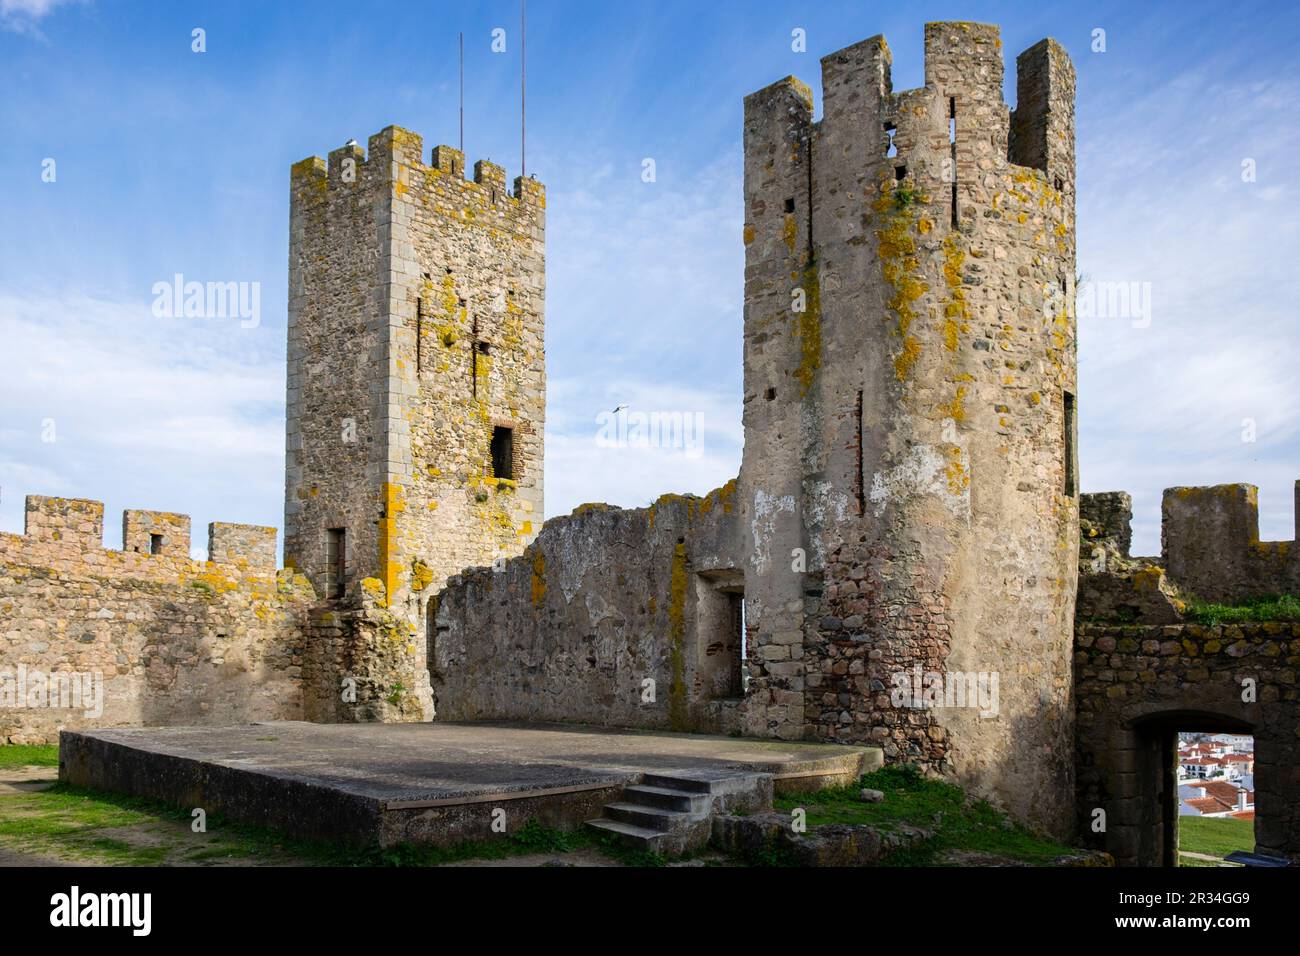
<box><xmin>285</xmin><ymin>126</ymin><xmax>545</xmax><ymax>632</ymax></box>
<box><xmin>739</xmin><ymin>23</ymin><xmax>1077</xmax><ymax>836</ymax></box>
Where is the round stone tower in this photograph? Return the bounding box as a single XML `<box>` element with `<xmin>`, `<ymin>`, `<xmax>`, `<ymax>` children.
<box><xmin>739</xmin><ymin>22</ymin><xmax>1078</xmax><ymax>836</ymax></box>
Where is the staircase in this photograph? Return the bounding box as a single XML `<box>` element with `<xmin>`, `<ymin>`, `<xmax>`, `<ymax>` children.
<box><xmin>586</xmin><ymin>770</ymin><xmax>770</xmax><ymax>855</ymax></box>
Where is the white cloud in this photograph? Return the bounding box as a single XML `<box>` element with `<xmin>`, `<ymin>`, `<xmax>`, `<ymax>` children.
<box><xmin>1077</xmin><ymin>66</ymin><xmax>1300</xmax><ymax>553</ymax></box>
<box><xmin>0</xmin><ymin>290</ymin><xmax>285</xmax><ymax>545</ymax></box>
<box><xmin>539</xmin><ymin>147</ymin><xmax>745</xmax><ymax>520</ymax></box>
<box><xmin>1</xmin><ymin>0</ymin><xmax>84</xmax><ymax>35</ymax></box>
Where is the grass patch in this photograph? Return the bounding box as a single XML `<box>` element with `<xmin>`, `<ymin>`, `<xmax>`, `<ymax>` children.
<box><xmin>773</xmin><ymin>764</ymin><xmax>1079</xmax><ymax>866</ymax></box>
<box><xmin>1178</xmin><ymin>815</ymin><xmax>1254</xmax><ymax>861</ymax></box>
<box><xmin>0</xmin><ymin>744</ymin><xmax>59</xmax><ymax>768</ymax></box>
<box><xmin>0</xmin><ymin>782</ymin><xmax>603</xmax><ymax>867</ymax></box>
<box><xmin>1183</xmin><ymin>593</ymin><xmax>1300</xmax><ymax>627</ymax></box>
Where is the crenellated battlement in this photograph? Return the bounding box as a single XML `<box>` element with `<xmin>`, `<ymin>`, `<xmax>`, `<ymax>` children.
<box><xmin>743</xmin><ymin>22</ymin><xmax>1073</xmax><ymax>216</ymax></box>
<box><xmin>290</xmin><ymin>125</ymin><xmax>545</xmax><ymax>220</ymax></box>
<box><xmin>7</xmin><ymin>494</ymin><xmax>281</xmax><ymax>571</ymax></box>
<box><xmin>1081</xmin><ymin>482</ymin><xmax>1300</xmax><ymax>605</ymax></box>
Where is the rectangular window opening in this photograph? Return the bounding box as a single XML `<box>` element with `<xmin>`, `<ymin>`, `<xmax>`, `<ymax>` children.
<box><xmin>491</xmin><ymin>426</ymin><xmax>514</xmax><ymax>481</ymax></box>
<box><xmin>149</xmin><ymin>533</ymin><xmax>163</xmax><ymax>556</ymax></box>
<box><xmin>326</xmin><ymin>528</ymin><xmax>346</xmax><ymax>600</ymax></box>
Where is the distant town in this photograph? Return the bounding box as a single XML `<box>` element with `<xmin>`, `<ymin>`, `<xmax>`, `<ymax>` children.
<box><xmin>1179</xmin><ymin>733</ymin><xmax>1255</xmax><ymax>821</ymax></box>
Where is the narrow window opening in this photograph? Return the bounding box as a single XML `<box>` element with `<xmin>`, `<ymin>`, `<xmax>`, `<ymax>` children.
<box><xmin>783</xmin><ymin>197</ymin><xmax>795</xmax><ymax>214</ymax></box>
<box><xmin>1064</xmin><ymin>391</ymin><xmax>1077</xmax><ymax>498</ymax></box>
<box><xmin>884</xmin><ymin>122</ymin><xmax>897</xmax><ymax>158</ymax></box>
<box><xmin>894</xmin><ymin>165</ymin><xmax>907</xmax><ymax>181</ymax></box>
<box><xmin>490</xmin><ymin>426</ymin><xmax>514</xmax><ymax>480</ymax></box>
<box><xmin>949</xmin><ymin>97</ymin><xmax>959</xmax><ymax>230</ymax></box>
<box><xmin>476</xmin><ymin>341</ymin><xmax>491</xmax><ymax>355</ymax></box>
<box><xmin>728</xmin><ymin>591</ymin><xmax>746</xmax><ymax>698</ymax></box>
<box><xmin>764</xmin><ymin>386</ymin><xmax>776</xmax><ymax>401</ymax></box>
<box><xmin>326</xmin><ymin>528</ymin><xmax>346</xmax><ymax>600</ymax></box>
<box><xmin>1054</xmin><ymin>176</ymin><xmax>1064</xmax><ymax>192</ymax></box>
<box><xmin>149</xmin><ymin>534</ymin><xmax>163</xmax><ymax>556</ymax></box>
<box><xmin>1060</xmin><ymin>275</ymin><xmax>1068</xmax><ymax>294</ymax></box>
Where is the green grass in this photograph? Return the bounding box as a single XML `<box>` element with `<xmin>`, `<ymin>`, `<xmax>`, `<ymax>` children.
<box><xmin>0</xmin><ymin>780</ymin><xmax>601</xmax><ymax>867</ymax></box>
<box><xmin>1178</xmin><ymin>815</ymin><xmax>1254</xmax><ymax>861</ymax></box>
<box><xmin>0</xmin><ymin>744</ymin><xmax>59</xmax><ymax>768</ymax></box>
<box><xmin>772</xmin><ymin>764</ymin><xmax>1080</xmax><ymax>866</ymax></box>
<box><xmin>1184</xmin><ymin>593</ymin><xmax>1300</xmax><ymax>626</ymax></box>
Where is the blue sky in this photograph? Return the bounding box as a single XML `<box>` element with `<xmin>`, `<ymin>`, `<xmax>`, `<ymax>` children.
<box><xmin>1</xmin><ymin>0</ymin><xmax>1297</xmax><ymax>557</ymax></box>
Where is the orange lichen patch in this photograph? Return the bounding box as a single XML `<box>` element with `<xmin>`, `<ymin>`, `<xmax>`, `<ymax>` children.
<box><xmin>743</xmin><ymin>225</ymin><xmax>756</xmax><ymax>245</ymax></box>
<box><xmin>409</xmin><ymin>559</ymin><xmax>434</xmax><ymax>592</ymax></box>
<box><xmin>572</xmin><ymin>502</ymin><xmax>615</xmax><ymax>518</ymax></box>
<box><xmin>377</xmin><ymin>482</ymin><xmax>406</xmax><ymax>607</ymax></box>
<box><xmin>530</xmin><ymin>549</ymin><xmax>546</xmax><ymax>608</ymax></box>
<box><xmin>938</xmin><ymin>385</ymin><xmax>968</xmax><ymax>423</ymax></box>
<box><xmin>873</xmin><ymin>188</ymin><xmax>929</xmax><ymax>382</ymax></box>
<box><xmin>944</xmin><ymin>446</ymin><xmax>969</xmax><ymax>496</ymax></box>
<box><xmin>782</xmin><ymin>214</ymin><xmax>798</xmax><ymax>252</ymax></box>
<box><xmin>700</xmin><ymin>478</ymin><xmax>738</xmax><ymax>516</ymax></box>
<box><xmin>793</xmin><ymin>263</ymin><xmax>821</xmax><ymax>396</ymax></box>
<box><xmin>1132</xmin><ymin>566</ymin><xmax>1168</xmax><ymax>593</ymax></box>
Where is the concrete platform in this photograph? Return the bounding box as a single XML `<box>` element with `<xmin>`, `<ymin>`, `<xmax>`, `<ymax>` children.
<box><xmin>60</xmin><ymin>721</ymin><xmax>879</xmax><ymax>848</ymax></box>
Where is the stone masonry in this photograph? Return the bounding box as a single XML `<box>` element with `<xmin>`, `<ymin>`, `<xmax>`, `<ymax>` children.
<box><xmin>1075</xmin><ymin>483</ymin><xmax>1300</xmax><ymax>864</ymax></box>
<box><xmin>285</xmin><ymin>128</ymin><xmax>545</xmax><ymax>721</ymax></box>
<box><xmin>432</xmin><ymin>23</ymin><xmax>1081</xmax><ymax>840</ymax></box>
<box><xmin>1</xmin><ymin>496</ymin><xmax>311</xmax><ymax>744</ymax></box>
<box><xmin>2</xmin><ymin>21</ymin><xmax>1294</xmax><ymax>862</ymax></box>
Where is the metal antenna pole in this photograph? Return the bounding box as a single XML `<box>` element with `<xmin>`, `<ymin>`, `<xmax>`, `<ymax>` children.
<box><xmin>459</xmin><ymin>32</ymin><xmax>464</xmax><ymax>154</ymax></box>
<box><xmin>521</xmin><ymin>0</ymin><xmax>526</xmax><ymax>178</ymax></box>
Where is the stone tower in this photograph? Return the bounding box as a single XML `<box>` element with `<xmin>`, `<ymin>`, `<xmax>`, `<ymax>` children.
<box><xmin>285</xmin><ymin>127</ymin><xmax>545</xmax><ymax>716</ymax></box>
<box><xmin>739</xmin><ymin>23</ymin><xmax>1078</xmax><ymax>836</ymax></box>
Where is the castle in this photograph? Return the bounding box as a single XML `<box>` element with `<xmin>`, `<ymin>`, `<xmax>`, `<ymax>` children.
<box><xmin>2</xmin><ymin>22</ymin><xmax>1296</xmax><ymax>867</ymax></box>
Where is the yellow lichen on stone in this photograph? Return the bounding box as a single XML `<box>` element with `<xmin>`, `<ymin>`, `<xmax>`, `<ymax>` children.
<box><xmin>793</xmin><ymin>263</ymin><xmax>821</xmax><ymax>396</ymax></box>
<box><xmin>530</xmin><ymin>549</ymin><xmax>546</xmax><ymax>608</ymax></box>
<box><xmin>409</xmin><ymin>559</ymin><xmax>434</xmax><ymax>592</ymax></box>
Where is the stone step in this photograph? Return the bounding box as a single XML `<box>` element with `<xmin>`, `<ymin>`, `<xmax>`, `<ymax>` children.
<box><xmin>622</xmin><ymin>784</ymin><xmax>710</xmax><ymax>813</ymax></box>
<box><xmin>605</xmin><ymin>801</ymin><xmax>693</xmax><ymax>832</ymax></box>
<box><xmin>642</xmin><ymin>770</ymin><xmax>767</xmax><ymax>795</ymax></box>
<box><xmin>585</xmin><ymin>817</ymin><xmax>666</xmax><ymax>851</ymax></box>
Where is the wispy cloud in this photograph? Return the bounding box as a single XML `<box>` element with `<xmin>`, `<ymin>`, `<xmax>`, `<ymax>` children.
<box><xmin>1</xmin><ymin>0</ymin><xmax>84</xmax><ymax>36</ymax></box>
<box><xmin>0</xmin><ymin>290</ymin><xmax>284</xmax><ymax>551</ymax></box>
<box><xmin>541</xmin><ymin>147</ymin><xmax>745</xmax><ymax>519</ymax></box>
<box><xmin>1077</xmin><ymin>61</ymin><xmax>1299</xmax><ymax>552</ymax></box>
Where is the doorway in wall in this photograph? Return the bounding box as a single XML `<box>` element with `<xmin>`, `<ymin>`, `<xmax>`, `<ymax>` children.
<box><xmin>695</xmin><ymin>571</ymin><xmax>745</xmax><ymax>700</ymax></box>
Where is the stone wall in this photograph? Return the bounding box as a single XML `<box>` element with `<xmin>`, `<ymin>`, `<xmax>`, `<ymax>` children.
<box><xmin>0</xmin><ymin>496</ymin><xmax>315</xmax><ymax>744</ymax></box>
<box><xmin>1078</xmin><ymin>482</ymin><xmax>1300</xmax><ymax>624</ymax></box>
<box><xmin>1074</xmin><ymin>620</ymin><xmax>1300</xmax><ymax>864</ymax></box>
<box><xmin>431</xmin><ymin>484</ymin><xmax>745</xmax><ymax>733</ymax></box>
